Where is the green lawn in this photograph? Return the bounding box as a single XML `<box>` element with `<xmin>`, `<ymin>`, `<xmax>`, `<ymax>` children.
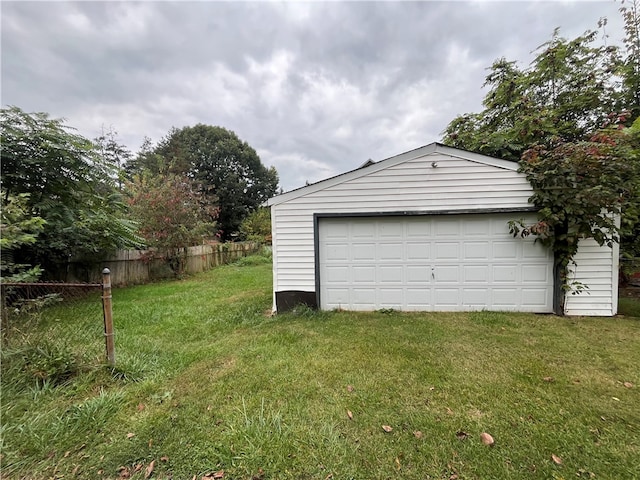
<box><xmin>2</xmin><ymin>255</ymin><xmax>639</xmax><ymax>480</ymax></box>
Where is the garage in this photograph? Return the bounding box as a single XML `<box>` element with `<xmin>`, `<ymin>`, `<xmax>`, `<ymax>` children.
<box><xmin>318</xmin><ymin>214</ymin><xmax>553</xmax><ymax>312</ymax></box>
<box><xmin>267</xmin><ymin>143</ymin><xmax>618</xmax><ymax>316</ymax></box>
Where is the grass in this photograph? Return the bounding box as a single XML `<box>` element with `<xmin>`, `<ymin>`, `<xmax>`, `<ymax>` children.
<box><xmin>2</xmin><ymin>255</ymin><xmax>639</xmax><ymax>480</ymax></box>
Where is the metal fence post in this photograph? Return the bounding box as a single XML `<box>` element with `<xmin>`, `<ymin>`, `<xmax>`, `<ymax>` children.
<box><xmin>102</xmin><ymin>268</ymin><xmax>115</xmax><ymax>366</ymax></box>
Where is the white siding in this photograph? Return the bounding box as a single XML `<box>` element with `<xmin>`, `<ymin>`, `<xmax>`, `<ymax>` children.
<box><xmin>565</xmin><ymin>238</ymin><xmax>619</xmax><ymax>316</ymax></box>
<box><xmin>272</xmin><ymin>151</ymin><xmax>533</xmax><ymax>294</ymax></box>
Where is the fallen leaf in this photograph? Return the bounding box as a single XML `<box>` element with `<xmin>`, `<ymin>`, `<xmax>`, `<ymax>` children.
<box><xmin>133</xmin><ymin>463</ymin><xmax>144</xmax><ymax>473</ymax></box>
<box><xmin>543</xmin><ymin>376</ymin><xmax>554</xmax><ymax>382</ymax></box>
<box><xmin>395</xmin><ymin>456</ymin><xmax>401</xmax><ymax>470</ymax></box>
<box><xmin>623</xmin><ymin>382</ymin><xmax>633</xmax><ymax>388</ymax></box>
<box><xmin>347</xmin><ymin>385</ymin><xmax>354</xmax><ymax>392</ymax></box>
<box><xmin>347</xmin><ymin>410</ymin><xmax>353</xmax><ymax>420</ymax></box>
<box><xmin>480</xmin><ymin>432</ymin><xmax>495</xmax><ymax>446</ymax></box>
<box><xmin>382</xmin><ymin>425</ymin><xmax>393</xmax><ymax>432</ymax></box>
<box><xmin>446</xmin><ymin>407</ymin><xmax>454</xmax><ymax>415</ymax></box>
<box><xmin>456</xmin><ymin>431</ymin><xmax>469</xmax><ymax>440</ymax></box>
<box><xmin>207</xmin><ymin>405</ymin><xmax>213</xmax><ymax>411</ymax></box>
<box><xmin>449</xmin><ymin>474</ymin><xmax>459</xmax><ymax>480</ymax></box>
<box><xmin>72</xmin><ymin>465</ymin><xmax>80</xmax><ymax>476</ymax></box>
<box><xmin>160</xmin><ymin>456</ymin><xmax>169</xmax><ymax>462</ymax></box>
<box><xmin>551</xmin><ymin>454</ymin><xmax>562</xmax><ymax>465</ymax></box>
<box><xmin>213</xmin><ymin>471</ymin><xmax>225</xmax><ymax>479</ymax></box>
<box><xmin>126</xmin><ymin>432</ymin><xmax>135</xmax><ymax>439</ymax></box>
<box><xmin>118</xmin><ymin>466</ymin><xmax>131</xmax><ymax>479</ymax></box>
<box><xmin>98</xmin><ymin>470</ymin><xmax>104</xmax><ymax>475</ymax></box>
<box><xmin>413</xmin><ymin>430</ymin><xmax>423</xmax><ymax>439</ymax></box>
<box><xmin>612</xmin><ymin>397</ymin><xmax>620</xmax><ymax>401</ymax></box>
<box><xmin>144</xmin><ymin>460</ymin><xmax>155</xmax><ymax>479</ymax></box>
<box><xmin>137</xmin><ymin>403</ymin><xmax>145</xmax><ymax>411</ymax></box>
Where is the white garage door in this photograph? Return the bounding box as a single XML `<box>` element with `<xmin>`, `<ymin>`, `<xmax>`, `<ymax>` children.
<box><xmin>318</xmin><ymin>214</ymin><xmax>553</xmax><ymax>312</ymax></box>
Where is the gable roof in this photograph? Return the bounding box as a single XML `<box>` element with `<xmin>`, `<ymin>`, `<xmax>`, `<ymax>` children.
<box><xmin>267</xmin><ymin>142</ymin><xmax>520</xmax><ymax>207</ymax></box>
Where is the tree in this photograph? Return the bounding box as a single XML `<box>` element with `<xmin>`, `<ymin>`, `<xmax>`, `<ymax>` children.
<box><xmin>130</xmin><ymin>125</ymin><xmax>279</xmax><ymax>241</ymax></box>
<box><xmin>0</xmin><ymin>192</ymin><xmax>46</xmax><ymax>282</ymax></box>
<box><xmin>0</xmin><ymin>107</ymin><xmax>142</xmax><ymax>275</ymax></box>
<box><xmin>509</xmin><ymin>118</ymin><xmax>639</xmax><ymax>312</ymax></box>
<box><xmin>127</xmin><ymin>173</ymin><xmax>218</xmax><ymax>248</ymax></box>
<box><xmin>443</xmin><ymin>29</ymin><xmax>618</xmax><ymax>161</ymax></box>
<box><xmin>616</xmin><ymin>0</ymin><xmax>640</xmax><ymax>119</ymax></box>
<box><xmin>238</xmin><ymin>207</ymin><xmax>272</xmax><ymax>243</ymax></box>
<box><xmin>441</xmin><ymin>15</ymin><xmax>640</xmax><ymax>314</ymax></box>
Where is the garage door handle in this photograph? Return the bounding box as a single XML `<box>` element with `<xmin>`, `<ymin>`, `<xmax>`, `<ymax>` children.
<box><xmin>431</xmin><ymin>267</ymin><xmax>435</xmax><ymax>279</ymax></box>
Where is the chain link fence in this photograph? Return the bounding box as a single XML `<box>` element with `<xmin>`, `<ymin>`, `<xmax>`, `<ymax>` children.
<box><xmin>1</xmin><ymin>280</ymin><xmax>109</xmax><ymax>387</ymax></box>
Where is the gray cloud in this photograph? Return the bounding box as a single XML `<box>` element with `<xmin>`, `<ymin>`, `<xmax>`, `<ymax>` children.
<box><xmin>1</xmin><ymin>1</ymin><xmax>623</xmax><ymax>191</ymax></box>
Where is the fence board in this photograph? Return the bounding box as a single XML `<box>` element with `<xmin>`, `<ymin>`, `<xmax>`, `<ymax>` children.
<box><xmin>58</xmin><ymin>242</ymin><xmax>261</xmax><ymax>286</ymax></box>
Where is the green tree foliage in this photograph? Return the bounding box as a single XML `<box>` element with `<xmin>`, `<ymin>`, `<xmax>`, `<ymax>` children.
<box><xmin>127</xmin><ymin>173</ymin><xmax>218</xmax><ymax>249</ymax></box>
<box><xmin>443</xmin><ymin>29</ymin><xmax>619</xmax><ymax>160</ymax></box>
<box><xmin>509</xmin><ymin>118</ymin><xmax>640</xmax><ymax>310</ymax></box>
<box><xmin>128</xmin><ymin>125</ymin><xmax>279</xmax><ymax>241</ymax></box>
<box><xmin>0</xmin><ymin>192</ymin><xmax>45</xmax><ymax>282</ymax></box>
<box><xmin>442</xmin><ymin>11</ymin><xmax>640</xmax><ymax>313</ymax></box>
<box><xmin>238</xmin><ymin>207</ymin><xmax>272</xmax><ymax>243</ymax></box>
<box><xmin>0</xmin><ymin>107</ymin><xmax>143</xmax><ymax>273</ymax></box>
<box><xmin>616</xmin><ymin>0</ymin><xmax>640</xmax><ymax>119</ymax></box>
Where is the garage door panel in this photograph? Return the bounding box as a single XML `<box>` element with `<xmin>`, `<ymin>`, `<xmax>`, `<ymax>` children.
<box><xmin>522</xmin><ymin>264</ymin><xmax>549</xmax><ymax>283</ymax></box>
<box><xmin>464</xmin><ymin>242</ymin><xmax>490</xmax><ymax>260</ymax></box>
<box><xmin>325</xmin><ymin>265</ymin><xmax>349</xmax><ymax>283</ymax></box>
<box><xmin>521</xmin><ymin>288</ymin><xmax>549</xmax><ymax>307</ymax></box>
<box><xmin>407</xmin><ymin>221</ymin><xmax>431</xmax><ymax>237</ymax></box>
<box><xmin>522</xmin><ymin>243</ymin><xmax>549</xmax><ymax>259</ymax></box>
<box><xmin>434</xmin><ymin>288</ymin><xmax>459</xmax><ymax>306</ymax></box>
<box><xmin>493</xmin><ymin>241</ymin><xmax>518</xmax><ymax>259</ymax></box>
<box><xmin>353</xmin><ymin>266</ymin><xmax>376</xmax><ymax>283</ymax></box>
<box><xmin>407</xmin><ymin>242</ymin><xmax>430</xmax><ymax>260</ymax></box>
<box><xmin>378</xmin><ymin>265</ymin><xmax>403</xmax><ymax>283</ymax></box>
<box><xmin>492</xmin><ymin>288</ymin><xmax>520</xmax><ymax>308</ymax></box>
<box><xmin>406</xmin><ymin>288</ymin><xmax>430</xmax><ymax>307</ymax></box>
<box><xmin>325</xmin><ymin>244</ymin><xmax>349</xmax><ymax>261</ymax></box>
<box><xmin>319</xmin><ymin>214</ymin><xmax>552</xmax><ymax>312</ymax></box>
<box><xmin>379</xmin><ymin>288</ymin><xmax>403</xmax><ymax>306</ymax></box>
<box><xmin>493</xmin><ymin>265</ymin><xmax>517</xmax><ymax>282</ymax></box>
<box><xmin>435</xmin><ymin>265</ymin><xmax>459</xmax><ymax>282</ymax></box>
<box><xmin>379</xmin><ymin>243</ymin><xmax>403</xmax><ymax>261</ymax></box>
<box><xmin>464</xmin><ymin>219</ymin><xmax>490</xmax><ymax>236</ymax></box>
<box><xmin>353</xmin><ymin>243</ymin><xmax>376</xmax><ymax>261</ymax></box>
<box><xmin>435</xmin><ymin>219</ymin><xmax>460</xmax><ymax>236</ymax></box>
<box><xmin>379</xmin><ymin>220</ymin><xmax>404</xmax><ymax>238</ymax></box>
<box><xmin>463</xmin><ymin>288</ymin><xmax>489</xmax><ymax>306</ymax></box>
<box><xmin>435</xmin><ymin>243</ymin><xmax>459</xmax><ymax>259</ymax></box>
<box><xmin>407</xmin><ymin>265</ymin><xmax>430</xmax><ymax>283</ymax></box>
<box><xmin>464</xmin><ymin>265</ymin><xmax>489</xmax><ymax>282</ymax></box>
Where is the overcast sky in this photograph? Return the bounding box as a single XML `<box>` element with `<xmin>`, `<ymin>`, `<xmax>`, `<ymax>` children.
<box><xmin>1</xmin><ymin>0</ymin><xmax>625</xmax><ymax>192</ymax></box>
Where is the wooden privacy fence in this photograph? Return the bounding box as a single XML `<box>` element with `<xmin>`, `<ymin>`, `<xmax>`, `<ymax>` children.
<box><xmin>58</xmin><ymin>242</ymin><xmax>262</xmax><ymax>286</ymax></box>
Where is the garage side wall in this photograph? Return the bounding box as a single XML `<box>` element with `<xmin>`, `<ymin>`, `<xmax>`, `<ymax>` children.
<box><xmin>564</xmin><ymin>238</ymin><xmax>619</xmax><ymax>316</ymax></box>
<box><xmin>271</xmin><ymin>152</ymin><xmax>535</xmax><ymax>311</ymax></box>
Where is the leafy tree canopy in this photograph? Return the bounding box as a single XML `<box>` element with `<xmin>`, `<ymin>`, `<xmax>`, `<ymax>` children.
<box><xmin>238</xmin><ymin>207</ymin><xmax>272</xmax><ymax>243</ymax></box>
<box><xmin>441</xmin><ymin>6</ymin><xmax>640</xmax><ymax>313</ymax></box>
<box><xmin>0</xmin><ymin>106</ymin><xmax>142</xmax><ymax>273</ymax></box>
<box><xmin>127</xmin><ymin>125</ymin><xmax>279</xmax><ymax>241</ymax></box>
<box><xmin>443</xmin><ymin>28</ymin><xmax>620</xmax><ymax>160</ymax></box>
<box><xmin>127</xmin><ymin>173</ymin><xmax>218</xmax><ymax>250</ymax></box>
